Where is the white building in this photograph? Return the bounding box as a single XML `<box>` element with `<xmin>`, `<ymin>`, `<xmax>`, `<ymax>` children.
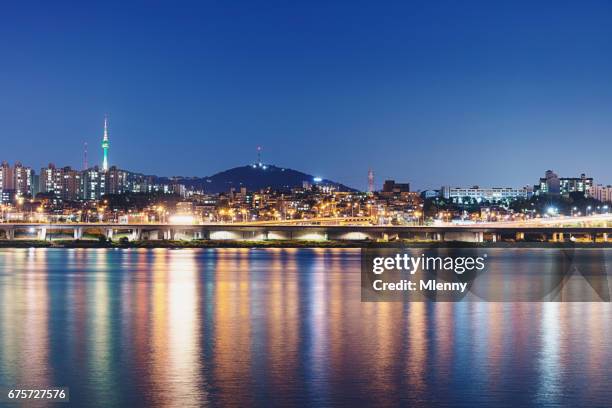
<box><xmin>441</xmin><ymin>186</ymin><xmax>530</xmax><ymax>203</ymax></box>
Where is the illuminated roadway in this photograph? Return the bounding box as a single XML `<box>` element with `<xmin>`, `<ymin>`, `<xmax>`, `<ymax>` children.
<box><xmin>0</xmin><ymin>214</ymin><xmax>610</xmax><ymax>242</ymax></box>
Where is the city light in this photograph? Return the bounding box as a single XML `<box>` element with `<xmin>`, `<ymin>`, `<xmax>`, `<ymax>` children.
<box><xmin>168</xmin><ymin>215</ymin><xmax>195</xmax><ymax>225</ymax></box>
<box><xmin>0</xmin><ymin>137</ymin><xmax>610</xmax><ymax>230</ymax></box>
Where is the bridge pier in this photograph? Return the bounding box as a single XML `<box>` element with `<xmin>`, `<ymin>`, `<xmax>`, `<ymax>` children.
<box><xmin>604</xmin><ymin>233</ymin><xmax>608</xmax><ymax>242</ymax></box>
<box><xmin>37</xmin><ymin>227</ymin><xmax>46</xmax><ymax>240</ymax></box>
<box><xmin>105</xmin><ymin>228</ymin><xmax>114</xmax><ymax>241</ymax></box>
<box><xmin>516</xmin><ymin>232</ymin><xmax>525</xmax><ymax>241</ymax></box>
<box><xmin>130</xmin><ymin>228</ymin><xmax>142</xmax><ymax>241</ymax></box>
<box><xmin>6</xmin><ymin>229</ymin><xmax>14</xmax><ymax>240</ymax></box>
<box><xmin>163</xmin><ymin>229</ymin><xmax>175</xmax><ymax>240</ymax></box>
<box><xmin>552</xmin><ymin>232</ymin><xmax>564</xmax><ymax>242</ymax></box>
<box><xmin>380</xmin><ymin>232</ymin><xmax>400</xmax><ymax>241</ymax></box>
<box><xmin>73</xmin><ymin>227</ymin><xmax>83</xmax><ymax>240</ymax></box>
<box><xmin>154</xmin><ymin>230</ymin><xmax>164</xmax><ymax>240</ymax></box>
<box><xmin>475</xmin><ymin>232</ymin><xmax>484</xmax><ymax>243</ymax></box>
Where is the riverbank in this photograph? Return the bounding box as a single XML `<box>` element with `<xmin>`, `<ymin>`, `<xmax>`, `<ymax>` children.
<box><xmin>0</xmin><ymin>239</ymin><xmax>611</xmax><ymax>249</ymax></box>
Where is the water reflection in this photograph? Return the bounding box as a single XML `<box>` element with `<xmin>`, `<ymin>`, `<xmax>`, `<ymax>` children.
<box><xmin>0</xmin><ymin>248</ymin><xmax>609</xmax><ymax>407</ymax></box>
<box><xmin>21</xmin><ymin>249</ymin><xmax>50</xmax><ymax>388</ymax></box>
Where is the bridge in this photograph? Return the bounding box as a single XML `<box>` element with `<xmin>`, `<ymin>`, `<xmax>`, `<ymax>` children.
<box><xmin>467</xmin><ymin>213</ymin><xmax>612</xmax><ymax>228</ymax></box>
<box><xmin>228</xmin><ymin>216</ymin><xmax>375</xmax><ymax>226</ymax></box>
<box><xmin>0</xmin><ymin>220</ymin><xmax>610</xmax><ymax>243</ymax></box>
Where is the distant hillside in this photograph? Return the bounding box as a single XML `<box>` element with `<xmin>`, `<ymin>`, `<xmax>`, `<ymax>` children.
<box><xmin>168</xmin><ymin>164</ymin><xmax>356</xmax><ymax>194</ymax></box>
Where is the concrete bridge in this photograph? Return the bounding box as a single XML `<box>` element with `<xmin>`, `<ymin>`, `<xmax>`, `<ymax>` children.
<box><xmin>0</xmin><ymin>223</ymin><xmax>610</xmax><ymax>243</ymax></box>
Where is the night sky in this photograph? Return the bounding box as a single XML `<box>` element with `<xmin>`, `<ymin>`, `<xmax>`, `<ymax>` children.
<box><xmin>1</xmin><ymin>1</ymin><xmax>611</xmax><ymax>190</ymax></box>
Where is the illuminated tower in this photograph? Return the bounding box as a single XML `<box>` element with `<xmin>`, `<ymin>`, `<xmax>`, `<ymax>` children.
<box><xmin>368</xmin><ymin>169</ymin><xmax>374</xmax><ymax>192</ymax></box>
<box><xmin>102</xmin><ymin>115</ymin><xmax>110</xmax><ymax>171</ymax></box>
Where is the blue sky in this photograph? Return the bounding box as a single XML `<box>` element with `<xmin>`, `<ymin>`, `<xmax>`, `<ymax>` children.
<box><xmin>1</xmin><ymin>1</ymin><xmax>611</xmax><ymax>190</ymax></box>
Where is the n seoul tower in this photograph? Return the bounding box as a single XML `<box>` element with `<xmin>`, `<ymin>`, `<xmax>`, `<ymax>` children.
<box><xmin>102</xmin><ymin>115</ymin><xmax>110</xmax><ymax>171</ymax></box>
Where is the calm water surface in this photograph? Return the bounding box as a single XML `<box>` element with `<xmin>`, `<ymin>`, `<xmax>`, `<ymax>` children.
<box><xmin>0</xmin><ymin>248</ymin><xmax>610</xmax><ymax>407</ymax></box>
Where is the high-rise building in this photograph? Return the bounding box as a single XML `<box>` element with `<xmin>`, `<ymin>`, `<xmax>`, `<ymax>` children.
<box><xmin>368</xmin><ymin>169</ymin><xmax>374</xmax><ymax>192</ymax></box>
<box><xmin>40</xmin><ymin>164</ymin><xmax>82</xmax><ymax>201</ymax></box>
<box><xmin>106</xmin><ymin>166</ymin><xmax>130</xmax><ymax>194</ymax></box>
<box><xmin>31</xmin><ymin>174</ymin><xmax>40</xmax><ymax>197</ymax></box>
<box><xmin>0</xmin><ymin>161</ymin><xmax>14</xmax><ymax>190</ymax></box>
<box><xmin>538</xmin><ymin>170</ymin><xmax>560</xmax><ymax>194</ymax></box>
<box><xmin>40</xmin><ymin>163</ymin><xmax>63</xmax><ymax>199</ymax></box>
<box><xmin>102</xmin><ymin>115</ymin><xmax>110</xmax><ymax>171</ymax></box>
<box><xmin>536</xmin><ymin>171</ymin><xmax>592</xmax><ymax>196</ymax></box>
<box><xmin>60</xmin><ymin>167</ymin><xmax>83</xmax><ymax>201</ymax></box>
<box><xmin>13</xmin><ymin>162</ymin><xmax>33</xmax><ymax>198</ymax></box>
<box><xmin>560</xmin><ymin>173</ymin><xmax>593</xmax><ymax>195</ymax></box>
<box><xmin>0</xmin><ymin>161</ymin><xmax>12</xmax><ymax>204</ymax></box>
<box><xmin>83</xmin><ymin>166</ymin><xmax>106</xmax><ymax>201</ymax></box>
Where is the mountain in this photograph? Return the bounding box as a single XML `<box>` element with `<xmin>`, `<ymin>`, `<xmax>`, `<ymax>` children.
<box><xmin>167</xmin><ymin>164</ymin><xmax>356</xmax><ymax>194</ymax></box>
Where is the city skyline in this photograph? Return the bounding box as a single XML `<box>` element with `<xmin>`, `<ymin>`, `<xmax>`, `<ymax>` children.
<box><xmin>0</xmin><ymin>116</ymin><xmax>605</xmax><ymax>194</ymax></box>
<box><xmin>1</xmin><ymin>2</ymin><xmax>612</xmax><ymax>189</ymax></box>
<box><xmin>1</xmin><ymin>4</ymin><xmax>611</xmax><ymax>408</ymax></box>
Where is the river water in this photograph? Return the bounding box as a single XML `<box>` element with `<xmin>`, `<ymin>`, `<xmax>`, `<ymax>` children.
<box><xmin>0</xmin><ymin>248</ymin><xmax>609</xmax><ymax>407</ymax></box>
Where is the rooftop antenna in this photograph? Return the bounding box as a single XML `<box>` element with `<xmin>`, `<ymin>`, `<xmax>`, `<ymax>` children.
<box><xmin>257</xmin><ymin>146</ymin><xmax>262</xmax><ymax>165</ymax></box>
<box><xmin>83</xmin><ymin>142</ymin><xmax>88</xmax><ymax>170</ymax></box>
